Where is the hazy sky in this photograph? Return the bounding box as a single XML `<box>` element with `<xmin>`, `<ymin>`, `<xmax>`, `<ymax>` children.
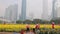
<box><xmin>0</xmin><ymin>0</ymin><xmax>60</xmax><ymax>19</ymax></box>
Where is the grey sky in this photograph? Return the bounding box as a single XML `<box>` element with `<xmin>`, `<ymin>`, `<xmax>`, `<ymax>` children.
<box><xmin>0</xmin><ymin>0</ymin><xmax>60</xmax><ymax>19</ymax></box>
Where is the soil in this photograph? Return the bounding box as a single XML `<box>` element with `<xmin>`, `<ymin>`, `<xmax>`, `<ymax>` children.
<box><xmin>0</xmin><ymin>32</ymin><xmax>20</xmax><ymax>34</ymax></box>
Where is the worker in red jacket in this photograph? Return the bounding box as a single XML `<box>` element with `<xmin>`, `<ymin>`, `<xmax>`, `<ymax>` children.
<box><xmin>35</xmin><ymin>23</ymin><xmax>40</xmax><ymax>29</ymax></box>
<box><xmin>26</xmin><ymin>24</ymin><xmax>30</xmax><ymax>31</ymax></box>
<box><xmin>20</xmin><ymin>29</ymin><xmax>25</xmax><ymax>34</ymax></box>
<box><xmin>52</xmin><ymin>22</ymin><xmax>55</xmax><ymax>29</ymax></box>
<box><xmin>26</xmin><ymin>24</ymin><xmax>30</xmax><ymax>28</ymax></box>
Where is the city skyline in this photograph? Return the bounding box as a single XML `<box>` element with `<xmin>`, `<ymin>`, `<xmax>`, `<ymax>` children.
<box><xmin>0</xmin><ymin>0</ymin><xmax>60</xmax><ymax>20</ymax></box>
<box><xmin>5</xmin><ymin>4</ymin><xmax>18</xmax><ymax>21</ymax></box>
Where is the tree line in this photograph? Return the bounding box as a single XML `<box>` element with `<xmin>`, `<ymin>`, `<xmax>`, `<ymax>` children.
<box><xmin>16</xmin><ymin>18</ymin><xmax>60</xmax><ymax>24</ymax></box>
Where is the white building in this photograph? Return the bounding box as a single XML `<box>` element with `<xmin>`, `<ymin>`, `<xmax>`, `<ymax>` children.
<box><xmin>42</xmin><ymin>0</ymin><xmax>49</xmax><ymax>20</ymax></box>
<box><xmin>5</xmin><ymin>4</ymin><xmax>18</xmax><ymax>23</ymax></box>
<box><xmin>57</xmin><ymin>7</ymin><xmax>60</xmax><ymax>17</ymax></box>
<box><xmin>0</xmin><ymin>17</ymin><xmax>12</xmax><ymax>24</ymax></box>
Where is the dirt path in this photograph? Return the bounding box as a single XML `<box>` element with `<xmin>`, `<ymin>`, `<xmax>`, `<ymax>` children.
<box><xmin>0</xmin><ymin>32</ymin><xmax>20</xmax><ymax>34</ymax></box>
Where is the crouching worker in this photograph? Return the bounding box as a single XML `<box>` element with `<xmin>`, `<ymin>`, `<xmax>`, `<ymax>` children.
<box><xmin>26</xmin><ymin>24</ymin><xmax>30</xmax><ymax>31</ymax></box>
<box><xmin>35</xmin><ymin>23</ymin><xmax>40</xmax><ymax>34</ymax></box>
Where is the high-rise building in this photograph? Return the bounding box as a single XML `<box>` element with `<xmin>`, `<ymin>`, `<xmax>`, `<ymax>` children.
<box><xmin>5</xmin><ymin>4</ymin><xmax>18</xmax><ymax>22</ymax></box>
<box><xmin>57</xmin><ymin>7</ymin><xmax>60</xmax><ymax>17</ymax></box>
<box><xmin>42</xmin><ymin>0</ymin><xmax>49</xmax><ymax>20</ymax></box>
<box><xmin>20</xmin><ymin>0</ymin><xmax>26</xmax><ymax>21</ymax></box>
<box><xmin>52</xmin><ymin>0</ymin><xmax>57</xmax><ymax>19</ymax></box>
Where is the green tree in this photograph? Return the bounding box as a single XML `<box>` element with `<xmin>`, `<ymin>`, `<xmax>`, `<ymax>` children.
<box><xmin>0</xmin><ymin>20</ymin><xmax>2</xmax><ymax>24</ymax></box>
<box><xmin>16</xmin><ymin>20</ymin><xmax>23</xmax><ymax>24</ymax></box>
<box><xmin>32</xmin><ymin>19</ymin><xmax>41</xmax><ymax>24</ymax></box>
<box><xmin>23</xmin><ymin>19</ymin><xmax>32</xmax><ymax>24</ymax></box>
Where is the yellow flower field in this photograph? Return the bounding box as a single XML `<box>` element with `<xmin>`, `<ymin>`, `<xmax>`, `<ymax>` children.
<box><xmin>0</xmin><ymin>24</ymin><xmax>60</xmax><ymax>29</ymax></box>
<box><xmin>0</xmin><ymin>24</ymin><xmax>60</xmax><ymax>32</ymax></box>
